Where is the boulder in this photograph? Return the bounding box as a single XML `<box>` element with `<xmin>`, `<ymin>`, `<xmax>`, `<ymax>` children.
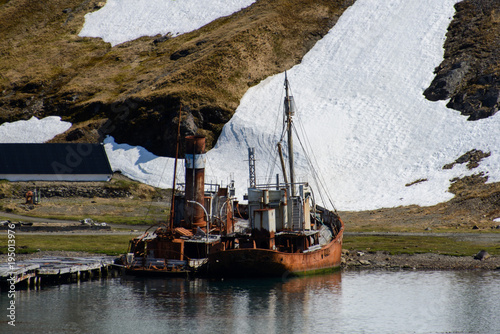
<box><xmin>473</xmin><ymin>250</ymin><xmax>490</xmax><ymax>261</ymax></box>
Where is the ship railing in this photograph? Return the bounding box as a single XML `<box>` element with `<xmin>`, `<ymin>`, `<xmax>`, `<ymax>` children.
<box><xmin>303</xmin><ymin>244</ymin><xmax>322</xmax><ymax>253</ymax></box>
<box><xmin>177</xmin><ymin>182</ymin><xmax>230</xmax><ymax>195</ymax></box>
<box><xmin>252</xmin><ymin>181</ymin><xmax>310</xmax><ymax>191</ymax></box>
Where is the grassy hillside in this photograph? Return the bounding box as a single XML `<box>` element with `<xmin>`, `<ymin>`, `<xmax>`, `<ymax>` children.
<box><xmin>0</xmin><ymin>0</ymin><xmax>354</xmax><ymax>156</ymax></box>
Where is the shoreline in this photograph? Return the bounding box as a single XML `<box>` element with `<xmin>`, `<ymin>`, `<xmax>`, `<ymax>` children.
<box><xmin>342</xmin><ymin>250</ymin><xmax>500</xmax><ymax>271</ymax></box>
<box><xmin>2</xmin><ymin>250</ymin><xmax>499</xmax><ymax>271</ymax></box>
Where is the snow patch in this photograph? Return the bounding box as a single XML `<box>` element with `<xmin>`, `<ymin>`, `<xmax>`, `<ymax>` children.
<box><xmin>0</xmin><ymin>116</ymin><xmax>71</xmax><ymax>143</ymax></box>
<box><xmin>79</xmin><ymin>0</ymin><xmax>256</xmax><ymax>46</ymax></box>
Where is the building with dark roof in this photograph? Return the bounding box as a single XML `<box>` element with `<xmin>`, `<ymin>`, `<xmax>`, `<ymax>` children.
<box><xmin>0</xmin><ymin>143</ymin><xmax>113</xmax><ymax>181</ymax></box>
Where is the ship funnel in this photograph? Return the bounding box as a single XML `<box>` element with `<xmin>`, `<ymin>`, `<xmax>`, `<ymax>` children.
<box><xmin>184</xmin><ymin>135</ymin><xmax>206</xmax><ymax>228</ymax></box>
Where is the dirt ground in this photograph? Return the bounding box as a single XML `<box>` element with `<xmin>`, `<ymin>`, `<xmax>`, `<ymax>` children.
<box><xmin>342</xmin><ymin>249</ymin><xmax>500</xmax><ymax>271</ymax></box>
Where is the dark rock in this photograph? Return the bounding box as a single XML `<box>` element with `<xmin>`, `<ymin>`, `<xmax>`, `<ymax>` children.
<box><xmin>423</xmin><ymin>0</ymin><xmax>500</xmax><ymax>121</ymax></box>
<box><xmin>447</xmin><ymin>83</ymin><xmax>500</xmax><ymax>121</ymax></box>
<box><xmin>474</xmin><ymin>250</ymin><xmax>490</xmax><ymax>261</ymax></box>
<box><xmin>65</xmin><ymin>128</ymin><xmax>85</xmax><ymax>141</ymax></box>
<box><xmin>182</xmin><ymin>113</ymin><xmax>198</xmax><ymax>135</ymax></box>
<box><xmin>444</xmin><ymin>150</ymin><xmax>491</xmax><ymax>170</ymax></box>
<box><xmin>170</xmin><ymin>48</ymin><xmax>195</xmax><ymax>61</ymax></box>
<box><xmin>424</xmin><ymin>61</ymin><xmax>470</xmax><ymax>101</ymax></box>
<box><xmin>153</xmin><ymin>34</ymin><xmax>171</xmax><ymax>45</ymax></box>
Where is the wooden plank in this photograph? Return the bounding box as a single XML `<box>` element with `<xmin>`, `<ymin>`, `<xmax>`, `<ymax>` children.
<box><xmin>0</xmin><ymin>263</ymin><xmax>40</xmax><ymax>278</ymax></box>
<box><xmin>2</xmin><ymin>256</ymin><xmax>115</xmax><ymax>278</ymax></box>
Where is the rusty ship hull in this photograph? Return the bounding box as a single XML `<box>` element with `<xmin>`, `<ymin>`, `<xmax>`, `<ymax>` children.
<box><xmin>208</xmin><ymin>223</ymin><xmax>343</xmax><ymax>277</ymax></box>
<box><xmin>123</xmin><ymin>135</ymin><xmax>235</xmax><ymax>277</ymax></box>
<box><xmin>206</xmin><ymin>73</ymin><xmax>344</xmax><ymax>278</ymax></box>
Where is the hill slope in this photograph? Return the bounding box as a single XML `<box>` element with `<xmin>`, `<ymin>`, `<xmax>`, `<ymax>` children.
<box><xmin>1</xmin><ymin>0</ymin><xmax>498</xmax><ymax>155</ymax></box>
<box><xmin>0</xmin><ymin>0</ymin><xmax>354</xmax><ymax>156</ymax></box>
<box><xmin>1</xmin><ymin>0</ymin><xmax>500</xmax><ymax>216</ymax></box>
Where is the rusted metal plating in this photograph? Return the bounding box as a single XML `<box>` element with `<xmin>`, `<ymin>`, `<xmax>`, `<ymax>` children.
<box><xmin>184</xmin><ymin>135</ymin><xmax>207</xmax><ymax>228</ymax></box>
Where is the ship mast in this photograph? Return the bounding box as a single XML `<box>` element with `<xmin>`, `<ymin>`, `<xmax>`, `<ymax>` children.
<box><xmin>169</xmin><ymin>105</ymin><xmax>182</xmax><ymax>230</ymax></box>
<box><xmin>284</xmin><ymin>72</ymin><xmax>296</xmax><ymax>197</ymax></box>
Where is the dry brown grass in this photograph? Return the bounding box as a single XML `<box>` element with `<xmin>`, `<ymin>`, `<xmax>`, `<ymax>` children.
<box><xmin>341</xmin><ymin>176</ymin><xmax>500</xmax><ymax>233</ymax></box>
<box><xmin>0</xmin><ymin>174</ymin><xmax>170</xmax><ymax>224</ymax></box>
<box><xmin>0</xmin><ymin>0</ymin><xmax>354</xmax><ymax>154</ymax></box>
<box><xmin>0</xmin><ymin>0</ymin><xmax>109</xmax><ymax>89</ymax></box>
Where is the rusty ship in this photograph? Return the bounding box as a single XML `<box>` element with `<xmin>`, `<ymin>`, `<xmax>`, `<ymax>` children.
<box><xmin>207</xmin><ymin>73</ymin><xmax>344</xmax><ymax>277</ymax></box>
<box><xmin>123</xmin><ymin>135</ymin><xmax>236</xmax><ymax>276</ymax></box>
<box><xmin>123</xmin><ymin>73</ymin><xmax>343</xmax><ymax>278</ymax></box>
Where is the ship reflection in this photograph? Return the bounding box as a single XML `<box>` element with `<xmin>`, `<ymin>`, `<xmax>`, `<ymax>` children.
<box><xmin>120</xmin><ymin>272</ymin><xmax>342</xmax><ymax>332</ymax></box>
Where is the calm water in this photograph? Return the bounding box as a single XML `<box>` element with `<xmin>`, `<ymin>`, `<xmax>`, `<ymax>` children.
<box><xmin>1</xmin><ymin>270</ymin><xmax>500</xmax><ymax>334</ymax></box>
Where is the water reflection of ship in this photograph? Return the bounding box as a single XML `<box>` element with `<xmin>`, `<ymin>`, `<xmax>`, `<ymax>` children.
<box><xmin>121</xmin><ymin>272</ymin><xmax>342</xmax><ymax>331</ymax></box>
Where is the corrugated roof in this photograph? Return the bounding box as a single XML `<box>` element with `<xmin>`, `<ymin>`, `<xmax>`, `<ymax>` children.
<box><xmin>0</xmin><ymin>143</ymin><xmax>112</xmax><ymax>175</ymax></box>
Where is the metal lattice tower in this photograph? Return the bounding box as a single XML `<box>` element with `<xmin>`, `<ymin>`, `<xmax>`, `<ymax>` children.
<box><xmin>248</xmin><ymin>147</ymin><xmax>256</xmax><ymax>188</ymax></box>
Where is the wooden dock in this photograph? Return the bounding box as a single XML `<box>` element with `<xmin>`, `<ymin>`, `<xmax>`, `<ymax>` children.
<box><xmin>0</xmin><ymin>256</ymin><xmax>118</xmax><ymax>290</ymax></box>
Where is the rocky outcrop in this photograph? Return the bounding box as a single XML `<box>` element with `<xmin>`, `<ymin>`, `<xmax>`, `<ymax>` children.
<box><xmin>424</xmin><ymin>0</ymin><xmax>500</xmax><ymax>120</ymax></box>
<box><xmin>424</xmin><ymin>61</ymin><xmax>470</xmax><ymax>101</ymax></box>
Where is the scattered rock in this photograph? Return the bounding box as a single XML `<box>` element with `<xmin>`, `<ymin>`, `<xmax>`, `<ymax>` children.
<box><xmin>342</xmin><ymin>250</ymin><xmax>500</xmax><ymax>270</ymax></box>
<box><xmin>443</xmin><ymin>149</ymin><xmax>491</xmax><ymax>170</ymax></box>
<box><xmin>474</xmin><ymin>250</ymin><xmax>490</xmax><ymax>261</ymax></box>
<box><xmin>405</xmin><ymin>178</ymin><xmax>428</xmax><ymax>187</ymax></box>
<box><xmin>170</xmin><ymin>48</ymin><xmax>196</xmax><ymax>61</ymax></box>
<box><xmin>153</xmin><ymin>33</ymin><xmax>172</xmax><ymax>45</ymax></box>
<box><xmin>65</xmin><ymin>128</ymin><xmax>85</xmax><ymax>141</ymax></box>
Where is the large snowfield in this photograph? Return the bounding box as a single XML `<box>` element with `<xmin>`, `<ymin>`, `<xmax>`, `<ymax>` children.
<box><xmin>3</xmin><ymin>0</ymin><xmax>500</xmax><ymax>212</ymax></box>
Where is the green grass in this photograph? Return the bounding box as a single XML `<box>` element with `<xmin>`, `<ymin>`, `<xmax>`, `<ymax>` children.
<box><xmin>0</xmin><ymin>234</ymin><xmax>133</xmax><ymax>256</ymax></box>
<box><xmin>1</xmin><ymin>233</ymin><xmax>498</xmax><ymax>258</ymax></box>
<box><xmin>343</xmin><ymin>235</ymin><xmax>500</xmax><ymax>257</ymax></box>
